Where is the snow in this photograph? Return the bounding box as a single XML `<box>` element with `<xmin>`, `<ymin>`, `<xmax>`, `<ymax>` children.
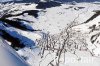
<box><xmin>72</xmin><ymin>15</ymin><xmax>100</xmax><ymax>57</ymax></box>
<box><xmin>5</xmin><ymin>28</ymin><xmax>35</xmax><ymax>47</ymax></box>
<box><xmin>0</xmin><ymin>2</ymin><xmax>100</xmax><ymax>66</ymax></box>
<box><xmin>3</xmin><ymin>2</ymin><xmax>100</xmax><ymax>34</ymax></box>
<box><xmin>0</xmin><ymin>0</ymin><xmax>13</xmax><ymax>2</ymax></box>
<box><xmin>17</xmin><ymin>48</ymin><xmax>100</xmax><ymax>66</ymax></box>
<box><xmin>31</xmin><ymin>3</ymin><xmax>100</xmax><ymax>34</ymax></box>
<box><xmin>0</xmin><ymin>37</ymin><xmax>29</xmax><ymax>66</ymax></box>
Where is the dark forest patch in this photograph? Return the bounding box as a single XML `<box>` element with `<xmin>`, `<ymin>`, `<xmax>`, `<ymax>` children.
<box><xmin>84</xmin><ymin>11</ymin><xmax>100</xmax><ymax>23</ymax></box>
<box><xmin>0</xmin><ymin>29</ymin><xmax>35</xmax><ymax>50</ymax></box>
<box><xmin>0</xmin><ymin>19</ymin><xmax>36</xmax><ymax>31</ymax></box>
<box><xmin>2</xmin><ymin>10</ymin><xmax>39</xmax><ymax>18</ymax></box>
<box><xmin>36</xmin><ymin>1</ymin><xmax>62</xmax><ymax>9</ymax></box>
<box><xmin>0</xmin><ymin>30</ymin><xmax>25</xmax><ymax>50</ymax></box>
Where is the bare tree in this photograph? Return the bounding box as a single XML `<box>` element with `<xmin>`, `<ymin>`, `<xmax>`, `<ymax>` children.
<box><xmin>36</xmin><ymin>21</ymin><xmax>89</xmax><ymax>66</ymax></box>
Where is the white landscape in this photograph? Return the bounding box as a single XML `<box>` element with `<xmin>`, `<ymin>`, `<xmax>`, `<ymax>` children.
<box><xmin>0</xmin><ymin>0</ymin><xmax>100</xmax><ymax>66</ymax></box>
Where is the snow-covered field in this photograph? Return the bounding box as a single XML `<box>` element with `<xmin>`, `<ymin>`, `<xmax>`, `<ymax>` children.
<box><xmin>0</xmin><ymin>1</ymin><xmax>100</xmax><ymax>66</ymax></box>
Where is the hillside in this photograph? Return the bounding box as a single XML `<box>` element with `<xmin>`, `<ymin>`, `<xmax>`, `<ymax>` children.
<box><xmin>0</xmin><ymin>1</ymin><xmax>100</xmax><ymax>66</ymax></box>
